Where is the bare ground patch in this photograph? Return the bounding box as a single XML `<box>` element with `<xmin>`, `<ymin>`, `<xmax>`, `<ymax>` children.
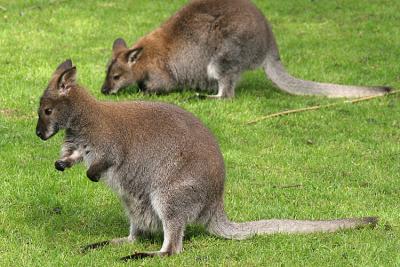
<box><xmin>0</xmin><ymin>108</ymin><xmax>34</xmax><ymax>120</ymax></box>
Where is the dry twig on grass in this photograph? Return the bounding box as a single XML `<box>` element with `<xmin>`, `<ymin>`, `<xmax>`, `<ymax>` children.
<box><xmin>246</xmin><ymin>90</ymin><xmax>399</xmax><ymax>125</ymax></box>
<box><xmin>272</xmin><ymin>184</ymin><xmax>303</xmax><ymax>189</ymax></box>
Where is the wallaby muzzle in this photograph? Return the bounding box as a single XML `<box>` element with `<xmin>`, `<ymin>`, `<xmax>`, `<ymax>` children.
<box><xmin>101</xmin><ymin>84</ymin><xmax>111</xmax><ymax>95</ymax></box>
<box><xmin>36</xmin><ymin>128</ymin><xmax>46</xmax><ymax>140</ymax></box>
<box><xmin>35</xmin><ymin>120</ymin><xmax>59</xmax><ymax>141</ymax></box>
<box><xmin>36</xmin><ymin>120</ymin><xmax>47</xmax><ymax>140</ymax></box>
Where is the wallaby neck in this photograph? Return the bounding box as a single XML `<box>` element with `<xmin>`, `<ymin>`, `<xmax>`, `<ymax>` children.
<box><xmin>66</xmin><ymin>87</ymin><xmax>102</xmax><ymax>134</ymax></box>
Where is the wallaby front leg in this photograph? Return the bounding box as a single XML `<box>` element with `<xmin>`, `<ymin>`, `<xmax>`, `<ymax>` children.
<box><xmin>55</xmin><ymin>144</ymin><xmax>82</xmax><ymax>171</ymax></box>
<box><xmin>86</xmin><ymin>160</ymin><xmax>112</xmax><ymax>182</ymax></box>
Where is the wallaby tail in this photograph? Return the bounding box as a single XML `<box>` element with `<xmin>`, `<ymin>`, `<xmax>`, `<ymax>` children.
<box><xmin>263</xmin><ymin>54</ymin><xmax>391</xmax><ymax>98</ymax></box>
<box><xmin>207</xmin><ymin>205</ymin><xmax>378</xmax><ymax>240</ymax></box>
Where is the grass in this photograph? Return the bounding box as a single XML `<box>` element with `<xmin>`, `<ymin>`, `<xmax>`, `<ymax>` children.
<box><xmin>0</xmin><ymin>0</ymin><xmax>399</xmax><ymax>266</ymax></box>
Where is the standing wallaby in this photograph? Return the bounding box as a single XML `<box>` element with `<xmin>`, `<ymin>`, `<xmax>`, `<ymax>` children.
<box><xmin>101</xmin><ymin>0</ymin><xmax>391</xmax><ymax>98</ymax></box>
<box><xmin>37</xmin><ymin>60</ymin><xmax>377</xmax><ymax>260</ymax></box>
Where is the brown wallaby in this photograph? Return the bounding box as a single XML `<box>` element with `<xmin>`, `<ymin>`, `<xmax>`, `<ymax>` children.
<box><xmin>37</xmin><ymin>59</ymin><xmax>377</xmax><ymax>260</ymax></box>
<box><xmin>101</xmin><ymin>0</ymin><xmax>391</xmax><ymax>98</ymax></box>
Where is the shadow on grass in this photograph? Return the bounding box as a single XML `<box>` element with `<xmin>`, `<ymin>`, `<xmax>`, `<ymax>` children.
<box><xmin>21</xmin><ymin>193</ymin><xmax>209</xmax><ymax>245</ymax></box>
<box><xmin>235</xmin><ymin>70</ymin><xmax>285</xmax><ymax>99</ymax></box>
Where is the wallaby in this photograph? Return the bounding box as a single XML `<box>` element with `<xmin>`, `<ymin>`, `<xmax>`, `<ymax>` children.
<box><xmin>101</xmin><ymin>0</ymin><xmax>391</xmax><ymax>98</ymax></box>
<box><xmin>37</xmin><ymin>60</ymin><xmax>377</xmax><ymax>260</ymax></box>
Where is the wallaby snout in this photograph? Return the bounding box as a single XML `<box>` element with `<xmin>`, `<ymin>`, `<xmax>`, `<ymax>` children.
<box><xmin>101</xmin><ymin>84</ymin><xmax>111</xmax><ymax>95</ymax></box>
<box><xmin>35</xmin><ymin>124</ymin><xmax>45</xmax><ymax>140</ymax></box>
<box><xmin>35</xmin><ymin>117</ymin><xmax>59</xmax><ymax>141</ymax></box>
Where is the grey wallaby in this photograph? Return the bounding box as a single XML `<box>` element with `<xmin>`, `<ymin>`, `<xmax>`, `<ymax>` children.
<box><xmin>36</xmin><ymin>60</ymin><xmax>377</xmax><ymax>260</ymax></box>
<box><xmin>101</xmin><ymin>0</ymin><xmax>391</xmax><ymax>98</ymax></box>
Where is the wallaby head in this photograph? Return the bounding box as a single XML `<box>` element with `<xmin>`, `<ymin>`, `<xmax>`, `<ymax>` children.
<box><xmin>36</xmin><ymin>59</ymin><xmax>77</xmax><ymax>140</ymax></box>
<box><xmin>101</xmin><ymin>38</ymin><xmax>145</xmax><ymax>95</ymax></box>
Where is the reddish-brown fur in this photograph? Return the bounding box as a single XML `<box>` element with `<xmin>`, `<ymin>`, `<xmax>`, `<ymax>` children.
<box><xmin>102</xmin><ymin>0</ymin><xmax>391</xmax><ymax>98</ymax></box>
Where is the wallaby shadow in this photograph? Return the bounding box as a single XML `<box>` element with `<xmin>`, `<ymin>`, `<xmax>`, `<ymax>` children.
<box><xmin>22</xmin><ymin>195</ymin><xmax>209</xmax><ymax>246</ymax></box>
<box><xmin>132</xmin><ymin>224</ymin><xmax>208</xmax><ymax>244</ymax></box>
<box><xmin>235</xmin><ymin>70</ymin><xmax>281</xmax><ymax>98</ymax></box>
<box><xmin>21</xmin><ymin>196</ymin><xmax>127</xmax><ymax>238</ymax></box>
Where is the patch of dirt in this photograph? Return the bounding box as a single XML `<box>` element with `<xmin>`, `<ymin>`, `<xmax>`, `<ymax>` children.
<box><xmin>0</xmin><ymin>108</ymin><xmax>17</xmax><ymax>117</ymax></box>
<box><xmin>0</xmin><ymin>108</ymin><xmax>35</xmax><ymax>120</ymax></box>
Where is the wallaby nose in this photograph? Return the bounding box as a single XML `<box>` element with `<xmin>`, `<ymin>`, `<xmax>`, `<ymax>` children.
<box><xmin>36</xmin><ymin>129</ymin><xmax>43</xmax><ymax>139</ymax></box>
<box><xmin>101</xmin><ymin>85</ymin><xmax>110</xmax><ymax>95</ymax></box>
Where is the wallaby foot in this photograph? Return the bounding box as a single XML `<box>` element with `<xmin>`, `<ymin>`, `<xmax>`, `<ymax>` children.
<box><xmin>120</xmin><ymin>220</ymin><xmax>184</xmax><ymax>261</ymax></box>
<box><xmin>183</xmin><ymin>93</ymin><xmax>207</xmax><ymax>102</ymax></box>
<box><xmin>120</xmin><ymin>251</ymin><xmax>169</xmax><ymax>261</ymax></box>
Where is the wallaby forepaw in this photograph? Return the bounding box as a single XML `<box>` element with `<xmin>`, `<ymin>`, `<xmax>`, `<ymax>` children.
<box><xmin>55</xmin><ymin>160</ymin><xmax>68</xmax><ymax>171</ymax></box>
<box><xmin>184</xmin><ymin>93</ymin><xmax>207</xmax><ymax>101</ymax></box>
<box><xmin>86</xmin><ymin>169</ymin><xmax>101</xmax><ymax>182</ymax></box>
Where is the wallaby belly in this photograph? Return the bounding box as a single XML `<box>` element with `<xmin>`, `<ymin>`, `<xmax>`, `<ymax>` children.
<box><xmin>104</xmin><ymin>169</ymin><xmax>163</xmax><ymax>232</ymax></box>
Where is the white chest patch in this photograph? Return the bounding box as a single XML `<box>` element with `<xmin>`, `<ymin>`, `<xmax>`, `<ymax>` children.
<box><xmin>207</xmin><ymin>62</ymin><xmax>220</xmax><ymax>80</ymax></box>
<box><xmin>80</xmin><ymin>146</ymin><xmax>95</xmax><ymax>167</ymax></box>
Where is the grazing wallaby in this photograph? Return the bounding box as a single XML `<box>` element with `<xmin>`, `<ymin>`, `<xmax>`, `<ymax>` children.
<box><xmin>101</xmin><ymin>0</ymin><xmax>391</xmax><ymax>98</ymax></box>
<box><xmin>37</xmin><ymin>60</ymin><xmax>377</xmax><ymax>260</ymax></box>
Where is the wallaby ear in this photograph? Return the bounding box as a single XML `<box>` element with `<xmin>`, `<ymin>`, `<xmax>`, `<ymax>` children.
<box><xmin>112</xmin><ymin>38</ymin><xmax>128</xmax><ymax>57</ymax></box>
<box><xmin>55</xmin><ymin>59</ymin><xmax>73</xmax><ymax>73</ymax></box>
<box><xmin>57</xmin><ymin>67</ymin><xmax>77</xmax><ymax>96</ymax></box>
<box><xmin>126</xmin><ymin>48</ymin><xmax>143</xmax><ymax>65</ymax></box>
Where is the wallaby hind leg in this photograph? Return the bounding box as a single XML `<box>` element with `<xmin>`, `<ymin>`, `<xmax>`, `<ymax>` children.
<box><xmin>207</xmin><ymin>75</ymin><xmax>238</xmax><ymax>99</ymax></box>
<box><xmin>81</xmin><ymin>222</ymin><xmax>140</xmax><ymax>253</ymax></box>
<box><xmin>120</xmin><ymin>186</ymin><xmax>202</xmax><ymax>260</ymax></box>
<box><xmin>120</xmin><ymin>220</ymin><xmax>185</xmax><ymax>261</ymax></box>
<box><xmin>206</xmin><ymin>43</ymin><xmax>242</xmax><ymax>99</ymax></box>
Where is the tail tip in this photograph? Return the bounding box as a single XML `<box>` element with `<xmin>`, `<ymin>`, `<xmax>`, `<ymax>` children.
<box><xmin>361</xmin><ymin>216</ymin><xmax>379</xmax><ymax>227</ymax></box>
<box><xmin>381</xmin><ymin>86</ymin><xmax>392</xmax><ymax>93</ymax></box>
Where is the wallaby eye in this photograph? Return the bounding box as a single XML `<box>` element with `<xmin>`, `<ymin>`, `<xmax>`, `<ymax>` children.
<box><xmin>44</xmin><ymin>108</ymin><xmax>53</xmax><ymax>115</ymax></box>
<box><xmin>113</xmin><ymin>75</ymin><xmax>121</xmax><ymax>81</ymax></box>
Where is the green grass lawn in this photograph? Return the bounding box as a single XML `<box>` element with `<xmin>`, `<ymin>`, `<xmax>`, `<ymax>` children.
<box><xmin>1</xmin><ymin>0</ymin><xmax>399</xmax><ymax>266</ymax></box>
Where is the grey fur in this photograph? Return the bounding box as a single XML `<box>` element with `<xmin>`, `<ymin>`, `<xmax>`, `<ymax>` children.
<box><xmin>102</xmin><ymin>0</ymin><xmax>391</xmax><ymax>98</ymax></box>
<box><xmin>38</xmin><ymin>60</ymin><xmax>378</xmax><ymax>259</ymax></box>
